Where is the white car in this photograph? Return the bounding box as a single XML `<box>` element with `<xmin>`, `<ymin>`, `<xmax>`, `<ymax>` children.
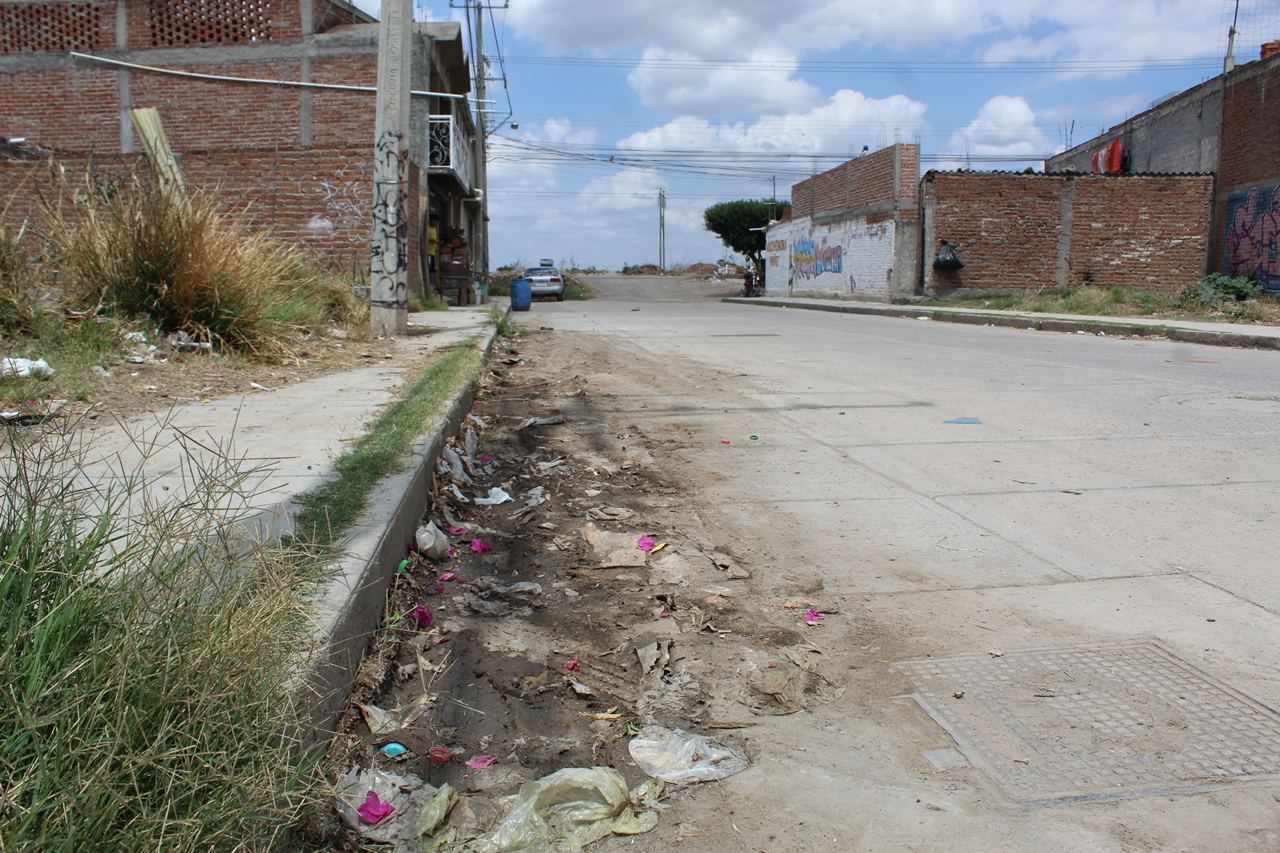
<box><xmin>524</xmin><ymin>266</ymin><xmax>565</xmax><ymax>300</ymax></box>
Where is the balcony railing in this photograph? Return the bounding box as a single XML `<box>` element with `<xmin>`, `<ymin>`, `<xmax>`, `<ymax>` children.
<box><xmin>427</xmin><ymin>112</ymin><xmax>473</xmax><ymax>192</ymax></box>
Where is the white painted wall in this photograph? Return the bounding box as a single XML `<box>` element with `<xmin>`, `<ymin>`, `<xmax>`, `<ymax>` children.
<box><xmin>765</xmin><ymin>214</ymin><xmax>896</xmax><ymax>298</ymax></box>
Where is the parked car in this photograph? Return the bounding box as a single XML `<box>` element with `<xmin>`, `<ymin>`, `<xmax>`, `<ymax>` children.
<box><xmin>524</xmin><ymin>265</ymin><xmax>566</xmax><ymax>300</ymax></box>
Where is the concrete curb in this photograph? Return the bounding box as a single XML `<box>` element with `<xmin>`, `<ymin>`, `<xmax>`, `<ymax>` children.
<box><xmin>302</xmin><ymin>316</ymin><xmax>505</xmax><ymax>743</ymax></box>
<box><xmin>722</xmin><ymin>297</ymin><xmax>1280</xmax><ymax>351</ymax></box>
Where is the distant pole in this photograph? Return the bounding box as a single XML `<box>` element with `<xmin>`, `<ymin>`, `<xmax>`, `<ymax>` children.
<box><xmin>371</xmin><ymin>0</ymin><xmax>411</xmax><ymax>336</ymax></box>
<box><xmin>658</xmin><ymin>187</ymin><xmax>666</xmax><ymax>271</ymax></box>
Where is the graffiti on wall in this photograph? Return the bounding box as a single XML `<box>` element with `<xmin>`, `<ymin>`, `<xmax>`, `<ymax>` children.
<box><xmin>791</xmin><ymin>236</ymin><xmax>844</xmax><ymax>279</ymax></box>
<box><xmin>765</xmin><ymin>217</ymin><xmax>894</xmax><ymax>296</ymax></box>
<box><xmin>370</xmin><ymin>129</ymin><xmax>409</xmax><ymax>310</ymax></box>
<box><xmin>1224</xmin><ymin>185</ymin><xmax>1280</xmax><ymax>291</ymax></box>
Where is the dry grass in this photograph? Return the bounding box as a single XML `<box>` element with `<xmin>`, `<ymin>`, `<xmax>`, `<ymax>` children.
<box><xmin>0</xmin><ymin>421</ymin><xmax>332</xmax><ymax>850</ymax></box>
<box><xmin>44</xmin><ymin>176</ymin><xmax>359</xmax><ymax>354</ymax></box>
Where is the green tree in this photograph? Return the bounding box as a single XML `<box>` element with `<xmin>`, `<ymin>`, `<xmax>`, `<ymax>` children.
<box><xmin>703</xmin><ymin>199</ymin><xmax>788</xmax><ymax>277</ymax></box>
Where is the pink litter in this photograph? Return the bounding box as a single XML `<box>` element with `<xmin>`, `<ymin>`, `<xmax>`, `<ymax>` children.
<box><xmin>636</xmin><ymin>535</ymin><xmax>656</xmax><ymax>552</ymax></box>
<box><xmin>447</xmin><ymin>526</ymin><xmax>468</xmax><ymax>536</ymax></box>
<box><xmin>466</xmin><ymin>754</ymin><xmax>497</xmax><ymax>771</ymax></box>
<box><xmin>477</xmin><ymin>454</ymin><xmax>495</xmax><ymax>465</ymax></box>
<box><xmin>562</xmin><ymin>658</ymin><xmax>581</xmax><ymax>674</ymax></box>
<box><xmin>410</xmin><ymin>604</ymin><xmax>434</xmax><ymax>629</ymax></box>
<box><xmin>802</xmin><ymin>608</ymin><xmax>823</xmax><ymax>625</ymax></box>
<box><xmin>357</xmin><ymin>791</ymin><xmax>395</xmax><ymax>824</ymax></box>
<box><xmin>446</xmin><ymin>545</ymin><xmax>457</xmax><ymax>559</ymax></box>
<box><xmin>471</xmin><ymin>539</ymin><xmax>492</xmax><ymax>554</ymax></box>
<box><xmin>439</xmin><ymin>571</ymin><xmax>458</xmax><ymax>582</ymax></box>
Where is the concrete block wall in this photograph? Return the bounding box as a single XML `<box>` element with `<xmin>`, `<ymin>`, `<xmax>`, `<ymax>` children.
<box><xmin>921</xmin><ymin>172</ymin><xmax>1213</xmax><ymax>295</ymax></box>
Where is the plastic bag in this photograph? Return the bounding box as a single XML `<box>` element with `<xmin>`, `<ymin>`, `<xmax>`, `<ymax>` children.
<box><xmin>0</xmin><ymin>357</ymin><xmax>54</xmax><ymax>379</ymax></box>
<box><xmin>415</xmin><ymin>521</ymin><xmax>450</xmax><ymax>560</ymax></box>
<box><xmin>628</xmin><ymin>726</ymin><xmax>747</xmax><ymax>784</ymax></box>
<box><xmin>468</xmin><ymin>767</ymin><xmax>659</xmax><ymax>852</ymax></box>
<box><xmin>334</xmin><ymin>768</ymin><xmax>426</xmax><ymax>845</ymax></box>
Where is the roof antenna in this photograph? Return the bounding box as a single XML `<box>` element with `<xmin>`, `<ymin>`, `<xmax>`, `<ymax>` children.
<box><xmin>1225</xmin><ymin>0</ymin><xmax>1240</xmax><ymax>73</ymax></box>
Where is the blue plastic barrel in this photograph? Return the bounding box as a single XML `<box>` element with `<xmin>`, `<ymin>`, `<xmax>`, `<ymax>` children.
<box><xmin>510</xmin><ymin>277</ymin><xmax>532</xmax><ymax>311</ymax></box>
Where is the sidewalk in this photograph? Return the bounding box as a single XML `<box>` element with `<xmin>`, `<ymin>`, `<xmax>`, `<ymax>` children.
<box><xmin>73</xmin><ymin>304</ymin><xmax>496</xmax><ymax>543</ymax></box>
<box><xmin>723</xmin><ymin>295</ymin><xmax>1280</xmax><ymax>350</ymax></box>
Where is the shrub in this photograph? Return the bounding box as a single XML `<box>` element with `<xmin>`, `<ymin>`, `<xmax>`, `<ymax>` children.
<box><xmin>48</xmin><ymin>178</ymin><xmax>323</xmax><ymax>352</ymax></box>
<box><xmin>1176</xmin><ymin>273</ymin><xmax>1263</xmax><ymax>310</ymax></box>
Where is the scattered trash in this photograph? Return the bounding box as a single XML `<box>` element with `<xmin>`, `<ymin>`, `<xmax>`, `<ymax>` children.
<box><xmin>470</xmin><ymin>538</ymin><xmax>493</xmax><ymax>553</ymax></box>
<box><xmin>249</xmin><ymin>381</ymin><xmax>274</xmax><ymax>392</ymax></box>
<box><xmin>635</xmin><ymin>640</ymin><xmax>671</xmax><ymax>676</ymax></box>
<box><xmin>166</xmin><ymin>330</ymin><xmax>213</xmax><ymax>353</ymax></box>
<box><xmin>477</xmin><ymin>453</ymin><xmax>495</xmax><ymax>466</ymax></box>
<box><xmin>415</xmin><ymin>521</ymin><xmax>451</xmax><ymax>560</ymax></box>
<box><xmin>449</xmin><ymin>484</ymin><xmax>471</xmax><ymax>503</ymax></box>
<box><xmin>122</xmin><ymin>331</ymin><xmax>147</xmax><ymax>344</ymax></box>
<box><xmin>568</xmin><ymin>680</ymin><xmax>595</xmax><ymax>696</ymax></box>
<box><xmin>562</xmin><ymin>658</ymin><xmax>581</xmax><ymax>675</ymax></box>
<box><xmin>356</xmin><ymin>693</ymin><xmax>436</xmax><ymax>735</ymax></box>
<box><xmin>944</xmin><ymin>417</ymin><xmax>983</xmax><ymax>425</ymax></box>
<box><xmin>517</xmin><ymin>414</ymin><xmax>567</xmax><ymax>430</ymax></box>
<box><xmin>802</xmin><ymin>608</ymin><xmax>823</xmax><ymax>625</ymax></box>
<box><xmin>746</xmin><ymin>645</ymin><xmax>844</xmax><ymax>715</ymax></box>
<box><xmin>636</xmin><ymin>535</ymin><xmax>657</xmax><ymax>552</ymax></box>
<box><xmin>410</xmin><ymin>605</ymin><xmax>434</xmax><ymax>630</ymax></box>
<box><xmin>586</xmin><ymin>506</ymin><xmax>635</xmax><ymax>521</ymax></box>
<box><xmin>467</xmin><ymin>754</ymin><xmax>497</xmax><ymax>771</ymax></box>
<box><xmin>428</xmin><ymin>746</ymin><xmax>453</xmax><ymax>765</ymax></box>
<box><xmin>467</xmin><ymin>767</ymin><xmax>659</xmax><ymax>852</ymax></box>
<box><xmin>91</xmin><ymin>364</ymin><xmax>111</xmax><ymax>378</ymax></box>
<box><xmin>749</xmin><ymin>435</ymin><xmax>759</xmax><ymax>441</ymax></box>
<box><xmin>0</xmin><ymin>357</ymin><xmax>54</xmax><ymax>379</ymax></box>
<box><xmin>953</xmin><ymin>691</ymin><xmax>966</xmax><ymax>699</ymax></box>
<box><xmin>720</xmin><ymin>439</ymin><xmax>731</xmax><ymax>445</ymax></box>
<box><xmin>628</xmin><ymin>725</ymin><xmax>747</xmax><ymax>784</ymax></box>
<box><xmin>442</xmin><ymin>446</ymin><xmax>473</xmax><ymax>484</ymax></box>
<box><xmin>335</xmin><ymin>767</ymin><xmax>426</xmax><ymax>843</ymax></box>
<box><xmin>461</xmin><ymin>576</ymin><xmax>544</xmax><ymax>616</ymax></box>
<box><xmin>475</xmin><ymin>487</ymin><xmax>513</xmax><ymax>506</ymax></box>
<box><xmin>525</xmin><ymin>486</ymin><xmax>550</xmax><ymax>507</ymax></box>
<box><xmin>439</xmin><ymin>571</ymin><xmax>458</xmax><ymax>582</ymax></box>
<box><xmin>358</xmin><ymin>790</ymin><xmax>395</xmax><ymax>824</ymax></box>
<box><xmin>988</xmin><ymin>650</ymin><xmax>1005</xmax><ymax>658</ymax></box>
<box><xmin>380</xmin><ymin>742</ymin><xmax>409</xmax><ymax>758</ymax></box>
<box><xmin>582</xmin><ymin>710</ymin><xmax>623</xmax><ymax>721</ymax></box>
<box><xmin>396</xmin><ymin>559</ymin><xmax>410</xmax><ymax>574</ymax></box>
<box><xmin>447</xmin><ymin>526</ymin><xmax>468</xmax><ymax>536</ymax></box>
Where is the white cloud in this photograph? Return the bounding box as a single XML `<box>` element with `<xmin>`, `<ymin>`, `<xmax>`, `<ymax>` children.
<box><xmin>620</xmin><ymin>89</ymin><xmax>928</xmax><ymax>159</ymax></box>
<box><xmin>947</xmin><ymin>95</ymin><xmax>1052</xmax><ymax>161</ymax></box>
<box><xmin>627</xmin><ymin>46</ymin><xmax>821</xmax><ymax>116</ymax></box>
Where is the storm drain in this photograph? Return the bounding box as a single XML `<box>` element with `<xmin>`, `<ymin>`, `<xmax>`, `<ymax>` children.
<box><xmin>895</xmin><ymin>643</ymin><xmax>1280</xmax><ymax>804</ymax></box>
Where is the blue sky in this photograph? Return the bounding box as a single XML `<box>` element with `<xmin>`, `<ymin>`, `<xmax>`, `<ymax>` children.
<box><xmin>357</xmin><ymin>1</ymin><xmax>1277</xmax><ymax>270</ymax></box>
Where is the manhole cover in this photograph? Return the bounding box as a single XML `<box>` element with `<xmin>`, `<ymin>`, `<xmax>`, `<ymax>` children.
<box><xmin>896</xmin><ymin>643</ymin><xmax>1280</xmax><ymax>804</ymax></box>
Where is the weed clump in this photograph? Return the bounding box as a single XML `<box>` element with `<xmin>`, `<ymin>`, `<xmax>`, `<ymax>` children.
<box><xmin>47</xmin><ymin>178</ymin><xmax>354</xmax><ymax>353</ymax></box>
<box><xmin>0</xmin><ymin>425</ymin><xmax>328</xmax><ymax>849</ymax></box>
<box><xmin>1176</xmin><ymin>273</ymin><xmax>1264</xmax><ymax>310</ymax></box>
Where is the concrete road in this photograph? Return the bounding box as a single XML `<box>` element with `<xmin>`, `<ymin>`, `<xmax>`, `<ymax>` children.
<box><xmin>527</xmin><ymin>275</ymin><xmax>1280</xmax><ymax>850</ymax></box>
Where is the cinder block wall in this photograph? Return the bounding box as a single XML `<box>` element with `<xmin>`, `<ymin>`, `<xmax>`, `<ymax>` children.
<box><xmin>921</xmin><ymin>172</ymin><xmax>1213</xmax><ymax>294</ymax></box>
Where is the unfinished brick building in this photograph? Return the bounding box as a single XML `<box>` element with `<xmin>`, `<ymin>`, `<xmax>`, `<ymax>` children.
<box><xmin>0</xmin><ymin>0</ymin><xmax>480</xmax><ymax>287</ymax></box>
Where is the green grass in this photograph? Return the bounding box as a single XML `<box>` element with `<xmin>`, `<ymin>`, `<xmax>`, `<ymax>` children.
<box><xmin>292</xmin><ymin>339</ymin><xmax>485</xmax><ymax>544</ymax></box>
<box><xmin>924</xmin><ymin>283</ymin><xmax>1280</xmax><ymax>324</ymax></box>
<box><xmin>0</xmin><ymin>426</ymin><xmax>332</xmax><ymax>850</ymax></box>
<box><xmin>564</xmin><ymin>274</ymin><xmax>596</xmax><ymax>300</ymax></box>
<box><xmin>0</xmin><ymin>311</ymin><xmax>131</xmax><ymax>409</ymax></box>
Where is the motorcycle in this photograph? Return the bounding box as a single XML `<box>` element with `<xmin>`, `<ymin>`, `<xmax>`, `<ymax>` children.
<box><xmin>742</xmin><ymin>269</ymin><xmax>764</xmax><ymax>297</ymax></box>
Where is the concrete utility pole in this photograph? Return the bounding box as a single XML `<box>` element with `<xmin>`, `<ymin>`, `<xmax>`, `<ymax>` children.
<box><xmin>472</xmin><ymin>0</ymin><xmax>489</xmax><ymax>278</ymax></box>
<box><xmin>1224</xmin><ymin>0</ymin><xmax>1241</xmax><ymax>73</ymax></box>
<box><xmin>658</xmin><ymin>187</ymin><xmax>666</xmax><ymax>271</ymax></box>
<box><xmin>370</xmin><ymin>0</ymin><xmax>412</xmax><ymax>337</ymax></box>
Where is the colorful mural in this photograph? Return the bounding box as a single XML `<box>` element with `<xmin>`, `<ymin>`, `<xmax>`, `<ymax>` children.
<box><xmin>790</xmin><ymin>236</ymin><xmax>844</xmax><ymax>279</ymax></box>
<box><xmin>1224</xmin><ymin>185</ymin><xmax>1280</xmax><ymax>291</ymax></box>
<box><xmin>764</xmin><ymin>216</ymin><xmax>894</xmax><ymax>296</ymax></box>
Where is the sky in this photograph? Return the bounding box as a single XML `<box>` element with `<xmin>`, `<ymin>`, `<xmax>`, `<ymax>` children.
<box><xmin>356</xmin><ymin>0</ymin><xmax>1280</xmax><ymax>271</ymax></box>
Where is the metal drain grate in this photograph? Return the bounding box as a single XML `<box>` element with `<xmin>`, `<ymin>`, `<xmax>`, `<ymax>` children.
<box><xmin>896</xmin><ymin>643</ymin><xmax>1280</xmax><ymax>804</ymax></box>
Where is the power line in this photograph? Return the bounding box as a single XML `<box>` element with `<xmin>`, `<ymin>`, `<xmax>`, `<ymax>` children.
<box><xmin>502</xmin><ymin>54</ymin><xmax>1220</xmax><ymax>75</ymax></box>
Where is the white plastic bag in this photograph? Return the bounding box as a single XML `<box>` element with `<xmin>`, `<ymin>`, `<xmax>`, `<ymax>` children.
<box><xmin>415</xmin><ymin>521</ymin><xmax>450</xmax><ymax>560</ymax></box>
<box><xmin>628</xmin><ymin>725</ymin><xmax>747</xmax><ymax>784</ymax></box>
<box><xmin>0</xmin><ymin>357</ymin><xmax>54</xmax><ymax>379</ymax></box>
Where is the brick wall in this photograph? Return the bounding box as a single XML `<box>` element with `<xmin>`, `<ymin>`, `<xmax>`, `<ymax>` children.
<box><xmin>922</xmin><ymin>172</ymin><xmax>1212</xmax><ymax>294</ymax></box>
<box><xmin>788</xmin><ymin>144</ymin><xmax>915</xmax><ymax>218</ymax></box>
<box><xmin>0</xmin><ymin>147</ymin><xmax>373</xmax><ymax>266</ymax></box>
<box><xmin>1215</xmin><ymin>56</ymin><xmax>1280</xmax><ymax>283</ymax></box>
<box><xmin>310</xmin><ymin>54</ymin><xmax>377</xmax><ymax>148</ymax></box>
<box><xmin>0</xmin><ymin>0</ymin><xmax>115</xmax><ymax>54</ymax></box>
<box><xmin>0</xmin><ymin>67</ymin><xmax>120</xmax><ymax>151</ymax></box>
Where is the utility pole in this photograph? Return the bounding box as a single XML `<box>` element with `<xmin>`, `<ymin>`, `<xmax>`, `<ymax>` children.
<box><xmin>660</xmin><ymin>188</ymin><xmax>667</xmax><ymax>271</ymax></box>
<box><xmin>472</xmin><ymin>0</ymin><xmax>489</xmax><ymax>278</ymax></box>
<box><xmin>1225</xmin><ymin>0</ymin><xmax>1241</xmax><ymax>73</ymax></box>
<box><xmin>370</xmin><ymin>0</ymin><xmax>411</xmax><ymax>336</ymax></box>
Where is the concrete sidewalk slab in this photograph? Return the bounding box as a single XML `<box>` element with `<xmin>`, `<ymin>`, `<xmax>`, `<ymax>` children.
<box><xmin>725</xmin><ymin>295</ymin><xmax>1280</xmax><ymax>350</ymax></box>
